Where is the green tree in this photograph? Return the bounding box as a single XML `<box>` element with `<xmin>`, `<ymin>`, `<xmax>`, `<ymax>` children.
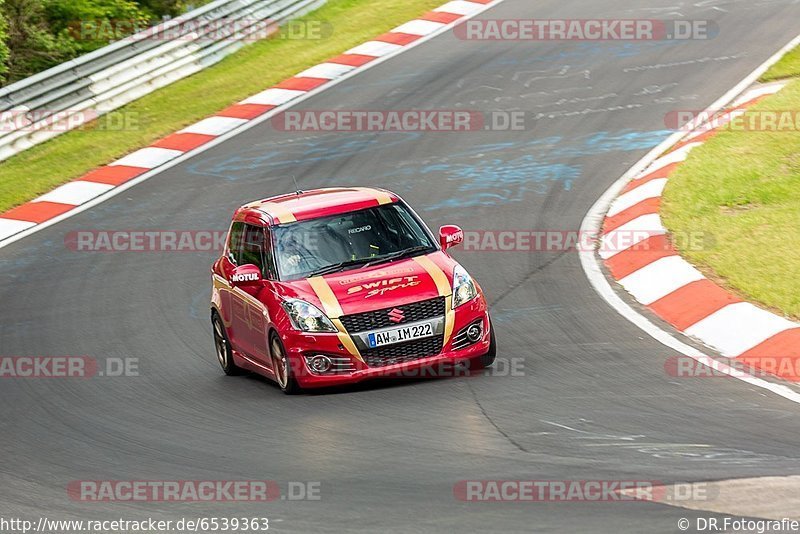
<box><xmin>3</xmin><ymin>0</ymin><xmax>76</xmax><ymax>82</ymax></box>
<box><xmin>136</xmin><ymin>0</ymin><xmax>185</xmax><ymax>19</ymax></box>
<box><xmin>44</xmin><ymin>0</ymin><xmax>149</xmax><ymax>55</ymax></box>
<box><xmin>0</xmin><ymin>0</ymin><xmax>10</xmax><ymax>84</ymax></box>
<box><xmin>0</xmin><ymin>0</ymin><xmax>209</xmax><ymax>85</ymax></box>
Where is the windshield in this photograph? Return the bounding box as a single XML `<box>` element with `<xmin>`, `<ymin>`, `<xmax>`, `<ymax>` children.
<box><xmin>272</xmin><ymin>202</ymin><xmax>437</xmax><ymax>280</ymax></box>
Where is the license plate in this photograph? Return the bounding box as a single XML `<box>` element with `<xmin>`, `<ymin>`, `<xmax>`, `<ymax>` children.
<box><xmin>367</xmin><ymin>321</ymin><xmax>435</xmax><ymax>348</ymax></box>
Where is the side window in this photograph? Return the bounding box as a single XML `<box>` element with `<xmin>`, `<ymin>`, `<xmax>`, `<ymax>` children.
<box><xmin>240</xmin><ymin>224</ymin><xmax>276</xmax><ymax>279</ymax></box>
<box><xmin>227</xmin><ymin>222</ymin><xmax>245</xmax><ymax>264</ymax></box>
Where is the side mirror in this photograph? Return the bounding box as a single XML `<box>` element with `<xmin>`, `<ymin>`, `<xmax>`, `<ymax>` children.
<box><xmin>230</xmin><ymin>264</ymin><xmax>263</xmax><ymax>287</ymax></box>
<box><xmin>439</xmin><ymin>225</ymin><xmax>464</xmax><ymax>250</ymax></box>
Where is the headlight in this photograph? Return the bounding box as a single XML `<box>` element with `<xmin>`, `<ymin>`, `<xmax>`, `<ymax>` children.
<box><xmin>452</xmin><ymin>264</ymin><xmax>477</xmax><ymax>308</ymax></box>
<box><xmin>281</xmin><ymin>299</ymin><xmax>337</xmax><ymax>332</ymax></box>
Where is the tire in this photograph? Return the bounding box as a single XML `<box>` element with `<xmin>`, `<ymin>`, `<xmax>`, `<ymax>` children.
<box><xmin>469</xmin><ymin>316</ymin><xmax>497</xmax><ymax>370</ymax></box>
<box><xmin>212</xmin><ymin>312</ymin><xmax>243</xmax><ymax>376</ymax></box>
<box><xmin>269</xmin><ymin>332</ymin><xmax>301</xmax><ymax>395</ymax></box>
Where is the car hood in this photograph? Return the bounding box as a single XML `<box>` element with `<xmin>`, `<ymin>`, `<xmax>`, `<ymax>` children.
<box><xmin>274</xmin><ymin>252</ymin><xmax>457</xmax><ymax>317</ymax></box>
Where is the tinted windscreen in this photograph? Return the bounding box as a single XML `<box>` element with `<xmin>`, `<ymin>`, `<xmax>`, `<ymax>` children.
<box><xmin>272</xmin><ymin>203</ymin><xmax>436</xmax><ymax>280</ymax></box>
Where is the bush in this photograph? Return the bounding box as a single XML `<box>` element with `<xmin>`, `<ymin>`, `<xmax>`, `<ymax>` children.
<box><xmin>43</xmin><ymin>0</ymin><xmax>150</xmax><ymax>56</ymax></box>
<box><xmin>0</xmin><ymin>0</ymin><xmax>209</xmax><ymax>85</ymax></box>
<box><xmin>0</xmin><ymin>0</ymin><xmax>9</xmax><ymax>84</ymax></box>
<box><xmin>2</xmin><ymin>0</ymin><xmax>77</xmax><ymax>82</ymax></box>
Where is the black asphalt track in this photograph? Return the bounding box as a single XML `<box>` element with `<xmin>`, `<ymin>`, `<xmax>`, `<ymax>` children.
<box><xmin>2</xmin><ymin>1</ymin><xmax>800</xmax><ymax>532</ymax></box>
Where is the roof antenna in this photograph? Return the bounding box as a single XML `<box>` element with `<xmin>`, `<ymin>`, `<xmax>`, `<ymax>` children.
<box><xmin>291</xmin><ymin>175</ymin><xmax>303</xmax><ymax>196</ymax></box>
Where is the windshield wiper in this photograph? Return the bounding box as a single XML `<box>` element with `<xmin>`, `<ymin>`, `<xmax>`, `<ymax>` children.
<box><xmin>362</xmin><ymin>245</ymin><xmax>433</xmax><ymax>269</ymax></box>
<box><xmin>304</xmin><ymin>245</ymin><xmax>433</xmax><ymax>278</ymax></box>
<box><xmin>305</xmin><ymin>258</ymin><xmax>372</xmax><ymax>278</ymax></box>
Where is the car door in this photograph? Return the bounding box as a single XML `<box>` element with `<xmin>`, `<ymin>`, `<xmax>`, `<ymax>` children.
<box><xmin>238</xmin><ymin>224</ymin><xmax>274</xmax><ymax>367</ymax></box>
<box><xmin>221</xmin><ymin>221</ymin><xmax>254</xmax><ymax>357</ymax></box>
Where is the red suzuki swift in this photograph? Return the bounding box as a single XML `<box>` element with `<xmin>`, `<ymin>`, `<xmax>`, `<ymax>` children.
<box><xmin>210</xmin><ymin>187</ymin><xmax>495</xmax><ymax>393</ymax></box>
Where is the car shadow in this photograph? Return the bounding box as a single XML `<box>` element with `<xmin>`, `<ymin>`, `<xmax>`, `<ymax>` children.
<box><xmin>238</xmin><ymin>362</ymin><xmax>487</xmax><ymax>396</ymax></box>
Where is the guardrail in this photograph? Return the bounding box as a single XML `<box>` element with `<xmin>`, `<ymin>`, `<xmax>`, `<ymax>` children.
<box><xmin>0</xmin><ymin>0</ymin><xmax>326</xmax><ymax>162</ymax></box>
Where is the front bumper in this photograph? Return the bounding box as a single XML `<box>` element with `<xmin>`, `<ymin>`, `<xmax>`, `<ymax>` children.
<box><xmin>282</xmin><ymin>297</ymin><xmax>491</xmax><ymax>389</ymax></box>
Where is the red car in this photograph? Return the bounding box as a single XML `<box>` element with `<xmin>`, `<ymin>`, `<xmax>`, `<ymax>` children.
<box><xmin>210</xmin><ymin>187</ymin><xmax>496</xmax><ymax>393</ymax></box>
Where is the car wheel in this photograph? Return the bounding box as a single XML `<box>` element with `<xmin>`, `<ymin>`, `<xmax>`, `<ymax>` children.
<box><xmin>212</xmin><ymin>313</ymin><xmax>242</xmax><ymax>376</ymax></box>
<box><xmin>269</xmin><ymin>332</ymin><xmax>301</xmax><ymax>395</ymax></box>
<box><xmin>469</xmin><ymin>316</ymin><xmax>497</xmax><ymax>370</ymax></box>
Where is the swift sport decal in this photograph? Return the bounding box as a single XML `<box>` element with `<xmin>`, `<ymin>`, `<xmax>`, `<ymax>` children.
<box><xmin>347</xmin><ymin>276</ymin><xmax>423</xmax><ymax>298</ymax></box>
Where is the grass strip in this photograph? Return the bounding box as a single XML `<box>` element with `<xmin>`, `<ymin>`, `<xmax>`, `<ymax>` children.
<box><xmin>662</xmin><ymin>51</ymin><xmax>800</xmax><ymax>319</ymax></box>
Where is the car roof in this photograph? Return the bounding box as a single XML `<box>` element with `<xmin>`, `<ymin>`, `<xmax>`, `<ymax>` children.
<box><xmin>235</xmin><ymin>187</ymin><xmax>401</xmax><ymax>226</ymax></box>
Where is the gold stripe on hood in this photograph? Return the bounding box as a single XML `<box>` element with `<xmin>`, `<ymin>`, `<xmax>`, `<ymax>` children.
<box><xmin>307</xmin><ymin>276</ymin><xmax>363</xmax><ymax>362</ymax></box>
<box><xmin>307</xmin><ymin>276</ymin><xmax>343</xmax><ymax>318</ymax></box>
<box><xmin>412</xmin><ymin>256</ymin><xmax>451</xmax><ymax>297</ymax></box>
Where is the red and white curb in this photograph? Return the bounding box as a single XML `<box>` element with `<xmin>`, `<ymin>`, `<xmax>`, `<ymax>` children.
<box><xmin>0</xmin><ymin>0</ymin><xmax>497</xmax><ymax>247</ymax></box>
<box><xmin>600</xmin><ymin>81</ymin><xmax>800</xmax><ymax>382</ymax></box>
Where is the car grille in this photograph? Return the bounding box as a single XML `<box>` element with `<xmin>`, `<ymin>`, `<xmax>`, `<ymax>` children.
<box><xmin>340</xmin><ymin>297</ymin><xmax>445</xmax><ymax>332</ymax></box>
<box><xmin>362</xmin><ymin>336</ymin><xmax>444</xmax><ymax>368</ymax></box>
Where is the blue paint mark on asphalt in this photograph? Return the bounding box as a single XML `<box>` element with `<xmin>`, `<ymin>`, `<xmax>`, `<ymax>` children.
<box><xmin>185</xmin><ymin>132</ymin><xmax>421</xmax><ymax>179</ymax></box>
<box><xmin>551</xmin><ymin>130</ymin><xmax>670</xmax><ymax>159</ymax></box>
<box><xmin>419</xmin><ymin>129</ymin><xmax>671</xmax><ymax>209</ymax></box>
<box><xmin>427</xmin><ymin>157</ymin><xmax>581</xmax><ymax>209</ymax></box>
<box><xmin>186</xmin><ymin>127</ymin><xmax>671</xmax><ymax>210</ymax></box>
